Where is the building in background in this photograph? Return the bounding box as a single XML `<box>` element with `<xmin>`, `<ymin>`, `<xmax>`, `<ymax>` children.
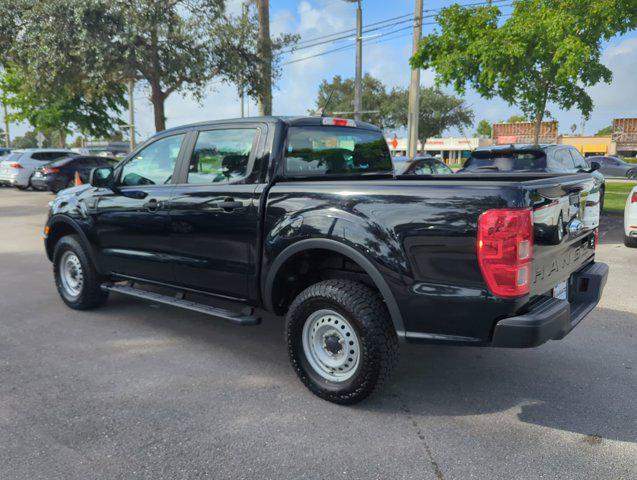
<box><xmin>558</xmin><ymin>135</ymin><xmax>614</xmax><ymax>156</ymax></box>
<box><xmin>388</xmin><ymin>136</ymin><xmax>492</xmax><ymax>162</ymax></box>
<box><xmin>612</xmin><ymin>118</ymin><xmax>637</xmax><ymax>157</ymax></box>
<box><xmin>492</xmin><ymin>121</ymin><xmax>559</xmax><ymax>145</ymax></box>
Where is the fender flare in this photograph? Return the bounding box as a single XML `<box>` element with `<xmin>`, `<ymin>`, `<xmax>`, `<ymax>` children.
<box><xmin>264</xmin><ymin>238</ymin><xmax>406</xmax><ymax>336</ymax></box>
<box><xmin>46</xmin><ymin>215</ymin><xmax>101</xmax><ymax>273</ymax></box>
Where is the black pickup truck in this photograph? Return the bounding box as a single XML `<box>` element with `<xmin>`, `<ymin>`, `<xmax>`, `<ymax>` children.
<box><xmin>44</xmin><ymin>116</ymin><xmax>608</xmax><ymax>404</ymax></box>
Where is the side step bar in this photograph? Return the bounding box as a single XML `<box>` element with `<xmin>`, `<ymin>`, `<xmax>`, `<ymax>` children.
<box><xmin>101</xmin><ymin>283</ymin><xmax>261</xmax><ymax>326</ymax></box>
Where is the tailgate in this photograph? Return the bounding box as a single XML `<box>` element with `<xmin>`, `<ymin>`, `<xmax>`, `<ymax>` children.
<box><xmin>526</xmin><ymin>174</ymin><xmax>598</xmax><ymax>296</ymax></box>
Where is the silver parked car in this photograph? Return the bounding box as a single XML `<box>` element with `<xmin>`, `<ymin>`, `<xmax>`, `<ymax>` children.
<box><xmin>0</xmin><ymin>149</ymin><xmax>78</xmax><ymax>190</ymax></box>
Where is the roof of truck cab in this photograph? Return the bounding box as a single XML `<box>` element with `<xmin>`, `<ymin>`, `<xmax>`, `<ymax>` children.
<box><xmin>158</xmin><ymin>116</ymin><xmax>382</xmax><ymax>136</ymax></box>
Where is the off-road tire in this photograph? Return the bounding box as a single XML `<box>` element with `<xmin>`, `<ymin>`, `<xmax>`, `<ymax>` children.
<box><xmin>286</xmin><ymin>279</ymin><xmax>399</xmax><ymax>405</ymax></box>
<box><xmin>53</xmin><ymin>235</ymin><xmax>108</xmax><ymax>309</ymax></box>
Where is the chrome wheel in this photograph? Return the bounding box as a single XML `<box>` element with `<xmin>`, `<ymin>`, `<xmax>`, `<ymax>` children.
<box><xmin>59</xmin><ymin>251</ymin><xmax>84</xmax><ymax>298</ymax></box>
<box><xmin>302</xmin><ymin>309</ymin><xmax>361</xmax><ymax>382</ymax></box>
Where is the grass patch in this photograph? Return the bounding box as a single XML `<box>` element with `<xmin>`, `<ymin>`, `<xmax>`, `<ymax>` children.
<box><xmin>604</xmin><ymin>181</ymin><xmax>637</xmax><ymax>214</ymax></box>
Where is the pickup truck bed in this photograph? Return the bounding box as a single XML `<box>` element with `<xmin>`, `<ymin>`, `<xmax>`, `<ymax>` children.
<box><xmin>44</xmin><ymin>116</ymin><xmax>608</xmax><ymax>404</ymax></box>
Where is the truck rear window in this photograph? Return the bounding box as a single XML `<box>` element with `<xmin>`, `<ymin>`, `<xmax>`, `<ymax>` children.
<box><xmin>462</xmin><ymin>151</ymin><xmax>547</xmax><ymax>172</ymax></box>
<box><xmin>284</xmin><ymin>126</ymin><xmax>392</xmax><ymax>176</ymax></box>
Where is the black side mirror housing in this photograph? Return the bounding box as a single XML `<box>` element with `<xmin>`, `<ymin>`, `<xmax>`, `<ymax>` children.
<box><xmin>589</xmin><ymin>162</ymin><xmax>600</xmax><ymax>172</ymax></box>
<box><xmin>90</xmin><ymin>167</ymin><xmax>114</xmax><ymax>188</ymax></box>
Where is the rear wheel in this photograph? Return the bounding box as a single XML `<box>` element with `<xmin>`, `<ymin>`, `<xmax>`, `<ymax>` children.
<box><xmin>15</xmin><ymin>183</ymin><xmax>29</xmax><ymax>191</ymax></box>
<box><xmin>625</xmin><ymin>235</ymin><xmax>637</xmax><ymax>248</ymax></box>
<box><xmin>627</xmin><ymin>170</ymin><xmax>637</xmax><ymax>180</ymax></box>
<box><xmin>53</xmin><ymin>235</ymin><xmax>108</xmax><ymax>309</ymax></box>
<box><xmin>286</xmin><ymin>279</ymin><xmax>399</xmax><ymax>405</ymax></box>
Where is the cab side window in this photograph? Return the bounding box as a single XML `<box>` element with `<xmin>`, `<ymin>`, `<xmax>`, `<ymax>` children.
<box><xmin>569</xmin><ymin>148</ymin><xmax>588</xmax><ymax>170</ymax></box>
<box><xmin>187</xmin><ymin>128</ymin><xmax>257</xmax><ymax>184</ymax></box>
<box><xmin>119</xmin><ymin>134</ymin><xmax>185</xmax><ymax>186</ymax></box>
<box><xmin>432</xmin><ymin>162</ymin><xmax>452</xmax><ymax>174</ymax></box>
<box><xmin>552</xmin><ymin>149</ymin><xmax>576</xmax><ymax>172</ymax></box>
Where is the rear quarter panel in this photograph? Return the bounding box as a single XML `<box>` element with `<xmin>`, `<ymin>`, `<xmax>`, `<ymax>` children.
<box><xmin>263</xmin><ymin>179</ymin><xmax>530</xmax><ymax>341</ymax></box>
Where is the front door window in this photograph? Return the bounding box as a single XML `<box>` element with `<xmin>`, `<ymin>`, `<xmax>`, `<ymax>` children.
<box><xmin>119</xmin><ymin>134</ymin><xmax>185</xmax><ymax>186</ymax></box>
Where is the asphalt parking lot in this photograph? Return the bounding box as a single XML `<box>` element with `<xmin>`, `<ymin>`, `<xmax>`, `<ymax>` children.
<box><xmin>0</xmin><ymin>187</ymin><xmax>635</xmax><ymax>480</ymax></box>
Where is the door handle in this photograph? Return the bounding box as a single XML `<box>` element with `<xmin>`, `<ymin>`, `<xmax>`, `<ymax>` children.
<box><xmin>216</xmin><ymin>199</ymin><xmax>243</xmax><ymax>210</ymax></box>
<box><xmin>144</xmin><ymin>199</ymin><xmax>162</xmax><ymax>212</ymax></box>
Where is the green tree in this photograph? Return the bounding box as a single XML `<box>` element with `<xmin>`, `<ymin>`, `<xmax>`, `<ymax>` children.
<box><xmin>314</xmin><ymin>76</ymin><xmax>473</xmax><ymax>140</ymax></box>
<box><xmin>505</xmin><ymin>115</ymin><xmax>527</xmax><ymax>123</ymax></box>
<box><xmin>384</xmin><ymin>87</ymin><xmax>474</xmax><ymax>141</ymax></box>
<box><xmin>10</xmin><ymin>128</ymin><xmax>62</xmax><ymax>149</ymax></box>
<box><xmin>411</xmin><ymin>0</ymin><xmax>637</xmax><ymax>144</ymax></box>
<box><xmin>595</xmin><ymin>125</ymin><xmax>613</xmax><ymax>136</ymax></box>
<box><xmin>314</xmin><ymin>74</ymin><xmax>393</xmax><ymax>127</ymax></box>
<box><xmin>211</xmin><ymin>4</ymin><xmax>298</xmax><ymax>113</ymax></box>
<box><xmin>1</xmin><ymin>69</ymin><xmax>125</xmax><ymax>147</ymax></box>
<box><xmin>475</xmin><ymin>119</ymin><xmax>492</xmax><ymax>137</ymax></box>
<box><xmin>2</xmin><ymin>0</ymin><xmax>277</xmax><ymax>133</ymax></box>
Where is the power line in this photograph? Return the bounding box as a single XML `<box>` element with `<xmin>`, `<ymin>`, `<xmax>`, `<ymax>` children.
<box><xmin>286</xmin><ymin>0</ymin><xmax>513</xmax><ymax>51</ymax></box>
<box><xmin>282</xmin><ymin>11</ymin><xmax>514</xmax><ymax>67</ymax></box>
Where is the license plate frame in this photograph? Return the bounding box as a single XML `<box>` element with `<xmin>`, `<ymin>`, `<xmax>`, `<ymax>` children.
<box><xmin>553</xmin><ymin>280</ymin><xmax>569</xmax><ymax>301</ymax></box>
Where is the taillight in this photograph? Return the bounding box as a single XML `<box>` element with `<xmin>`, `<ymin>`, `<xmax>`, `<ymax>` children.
<box><xmin>477</xmin><ymin>208</ymin><xmax>533</xmax><ymax>298</ymax></box>
<box><xmin>42</xmin><ymin>167</ymin><xmax>60</xmax><ymax>174</ymax></box>
<box><xmin>9</xmin><ymin>163</ymin><xmax>23</xmax><ymax>169</ymax></box>
<box><xmin>631</xmin><ymin>192</ymin><xmax>637</xmax><ymax>203</ymax></box>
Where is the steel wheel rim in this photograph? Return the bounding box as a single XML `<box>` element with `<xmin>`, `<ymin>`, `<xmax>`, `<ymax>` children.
<box><xmin>59</xmin><ymin>251</ymin><xmax>84</xmax><ymax>298</ymax></box>
<box><xmin>302</xmin><ymin>309</ymin><xmax>361</xmax><ymax>382</ymax></box>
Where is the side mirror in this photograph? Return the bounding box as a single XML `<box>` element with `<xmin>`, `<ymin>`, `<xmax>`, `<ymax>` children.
<box><xmin>90</xmin><ymin>167</ymin><xmax>114</xmax><ymax>188</ymax></box>
<box><xmin>589</xmin><ymin>162</ymin><xmax>600</xmax><ymax>172</ymax></box>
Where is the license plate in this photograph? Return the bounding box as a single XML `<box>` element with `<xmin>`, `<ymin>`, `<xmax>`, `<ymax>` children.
<box><xmin>553</xmin><ymin>280</ymin><xmax>568</xmax><ymax>301</ymax></box>
<box><xmin>34</xmin><ymin>172</ymin><xmax>42</xmax><ymax>177</ymax></box>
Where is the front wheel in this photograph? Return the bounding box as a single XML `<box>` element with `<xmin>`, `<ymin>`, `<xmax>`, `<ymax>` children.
<box><xmin>53</xmin><ymin>235</ymin><xmax>109</xmax><ymax>309</ymax></box>
<box><xmin>625</xmin><ymin>235</ymin><xmax>637</xmax><ymax>248</ymax></box>
<box><xmin>627</xmin><ymin>170</ymin><xmax>637</xmax><ymax>180</ymax></box>
<box><xmin>286</xmin><ymin>279</ymin><xmax>399</xmax><ymax>405</ymax></box>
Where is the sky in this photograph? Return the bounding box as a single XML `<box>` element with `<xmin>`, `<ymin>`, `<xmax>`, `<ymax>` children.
<box><xmin>9</xmin><ymin>0</ymin><xmax>637</xmax><ymax>142</ymax></box>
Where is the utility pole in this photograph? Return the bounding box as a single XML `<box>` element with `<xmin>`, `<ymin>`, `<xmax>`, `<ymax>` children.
<box><xmin>240</xmin><ymin>2</ymin><xmax>248</xmax><ymax>118</ymax></box>
<box><xmin>344</xmin><ymin>1</ymin><xmax>363</xmax><ymax>121</ymax></box>
<box><xmin>407</xmin><ymin>0</ymin><xmax>424</xmax><ymax>159</ymax></box>
<box><xmin>354</xmin><ymin>0</ymin><xmax>362</xmax><ymax>121</ymax></box>
<box><xmin>240</xmin><ymin>86</ymin><xmax>245</xmax><ymax>118</ymax></box>
<box><xmin>2</xmin><ymin>100</ymin><xmax>9</xmax><ymax>148</ymax></box>
<box><xmin>128</xmin><ymin>80</ymin><xmax>136</xmax><ymax>151</ymax></box>
<box><xmin>256</xmin><ymin>0</ymin><xmax>272</xmax><ymax>116</ymax></box>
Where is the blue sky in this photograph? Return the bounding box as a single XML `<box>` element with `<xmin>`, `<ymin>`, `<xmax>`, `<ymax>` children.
<box><xmin>10</xmin><ymin>0</ymin><xmax>637</xmax><ymax>141</ymax></box>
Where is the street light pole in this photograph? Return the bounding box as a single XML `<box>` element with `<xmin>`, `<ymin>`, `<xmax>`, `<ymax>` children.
<box><xmin>407</xmin><ymin>0</ymin><xmax>424</xmax><ymax>159</ymax></box>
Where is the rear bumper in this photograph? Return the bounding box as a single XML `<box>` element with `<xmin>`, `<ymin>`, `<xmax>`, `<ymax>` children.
<box><xmin>491</xmin><ymin>262</ymin><xmax>609</xmax><ymax>348</ymax></box>
<box><xmin>0</xmin><ymin>171</ymin><xmax>29</xmax><ymax>187</ymax></box>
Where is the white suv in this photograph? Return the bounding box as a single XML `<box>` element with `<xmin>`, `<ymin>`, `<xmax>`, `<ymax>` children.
<box><xmin>0</xmin><ymin>149</ymin><xmax>78</xmax><ymax>189</ymax></box>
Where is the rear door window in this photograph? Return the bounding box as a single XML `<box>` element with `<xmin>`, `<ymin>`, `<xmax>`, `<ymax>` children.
<box><xmin>285</xmin><ymin>127</ymin><xmax>392</xmax><ymax>176</ymax></box>
<box><xmin>187</xmin><ymin>128</ymin><xmax>257</xmax><ymax>184</ymax></box>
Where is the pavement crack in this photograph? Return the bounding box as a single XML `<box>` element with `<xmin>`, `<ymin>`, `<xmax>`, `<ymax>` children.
<box><xmin>396</xmin><ymin>395</ymin><xmax>445</xmax><ymax>480</ymax></box>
